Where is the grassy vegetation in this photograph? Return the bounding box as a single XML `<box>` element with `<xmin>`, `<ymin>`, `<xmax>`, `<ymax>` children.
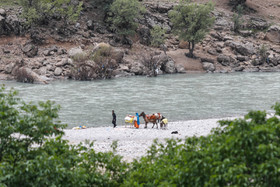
<box><xmin>0</xmin><ymin>0</ymin><xmax>18</xmax><ymax>6</ymax></box>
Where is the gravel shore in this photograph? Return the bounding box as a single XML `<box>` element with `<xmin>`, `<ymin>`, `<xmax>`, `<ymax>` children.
<box><xmin>63</xmin><ymin>118</ymin><xmax>236</xmax><ymax>162</ymax></box>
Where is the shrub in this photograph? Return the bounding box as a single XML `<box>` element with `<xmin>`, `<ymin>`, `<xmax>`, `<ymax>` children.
<box><xmin>258</xmin><ymin>44</ymin><xmax>268</xmax><ymax>62</ymax></box>
<box><xmin>19</xmin><ymin>0</ymin><xmax>83</xmax><ymax>27</ymax></box>
<box><xmin>109</xmin><ymin>0</ymin><xmax>146</xmax><ymax>43</ymax></box>
<box><xmin>150</xmin><ymin>25</ymin><xmax>166</xmax><ymax>47</ymax></box>
<box><xmin>0</xmin><ymin>86</ymin><xmax>128</xmax><ymax>186</ymax></box>
<box><xmin>124</xmin><ymin>103</ymin><xmax>280</xmax><ymax>186</ymax></box>
<box><xmin>70</xmin><ymin>44</ymin><xmax>117</xmax><ymax>80</ymax></box>
<box><xmin>232</xmin><ymin>4</ymin><xmax>244</xmax><ymax>33</ymax></box>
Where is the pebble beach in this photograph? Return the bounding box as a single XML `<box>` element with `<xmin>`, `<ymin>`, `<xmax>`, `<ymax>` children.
<box><xmin>63</xmin><ymin>117</ymin><xmax>238</xmax><ymax>162</ymax></box>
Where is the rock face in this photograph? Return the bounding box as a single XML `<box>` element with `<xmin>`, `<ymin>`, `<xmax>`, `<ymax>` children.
<box><xmin>22</xmin><ymin>43</ymin><xmax>38</xmax><ymax>58</ymax></box>
<box><xmin>202</xmin><ymin>62</ymin><xmax>215</xmax><ymax>72</ymax></box>
<box><xmin>1</xmin><ymin>1</ymin><xmax>280</xmax><ymax>82</ymax></box>
<box><xmin>265</xmin><ymin>26</ymin><xmax>280</xmax><ymax>44</ymax></box>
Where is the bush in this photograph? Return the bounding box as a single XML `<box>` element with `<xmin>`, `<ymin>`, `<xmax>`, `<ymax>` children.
<box><xmin>258</xmin><ymin>44</ymin><xmax>268</xmax><ymax>62</ymax></box>
<box><xmin>70</xmin><ymin>44</ymin><xmax>117</xmax><ymax>80</ymax></box>
<box><xmin>0</xmin><ymin>86</ymin><xmax>128</xmax><ymax>186</ymax></box>
<box><xmin>109</xmin><ymin>0</ymin><xmax>146</xmax><ymax>42</ymax></box>
<box><xmin>150</xmin><ymin>25</ymin><xmax>166</xmax><ymax>47</ymax></box>
<box><xmin>124</xmin><ymin>103</ymin><xmax>280</xmax><ymax>186</ymax></box>
<box><xmin>232</xmin><ymin>5</ymin><xmax>244</xmax><ymax>33</ymax></box>
<box><xmin>19</xmin><ymin>0</ymin><xmax>83</xmax><ymax>26</ymax></box>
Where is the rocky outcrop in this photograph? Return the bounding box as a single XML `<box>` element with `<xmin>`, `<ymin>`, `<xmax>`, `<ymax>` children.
<box><xmin>265</xmin><ymin>25</ymin><xmax>280</xmax><ymax>44</ymax></box>
<box><xmin>22</xmin><ymin>43</ymin><xmax>38</xmax><ymax>58</ymax></box>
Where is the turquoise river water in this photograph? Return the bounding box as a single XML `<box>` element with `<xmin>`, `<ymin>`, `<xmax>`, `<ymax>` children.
<box><xmin>1</xmin><ymin>72</ymin><xmax>280</xmax><ymax>128</ymax></box>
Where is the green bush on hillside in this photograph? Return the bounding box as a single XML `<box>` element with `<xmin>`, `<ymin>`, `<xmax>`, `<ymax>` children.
<box><xmin>150</xmin><ymin>25</ymin><xmax>166</xmax><ymax>47</ymax></box>
<box><xmin>19</xmin><ymin>0</ymin><xmax>83</xmax><ymax>26</ymax></box>
<box><xmin>109</xmin><ymin>0</ymin><xmax>146</xmax><ymax>43</ymax></box>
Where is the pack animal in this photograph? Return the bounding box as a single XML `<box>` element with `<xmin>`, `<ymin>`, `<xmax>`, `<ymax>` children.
<box><xmin>139</xmin><ymin>112</ymin><xmax>162</xmax><ymax>128</ymax></box>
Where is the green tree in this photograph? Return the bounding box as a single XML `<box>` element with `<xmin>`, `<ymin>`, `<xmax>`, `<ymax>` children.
<box><xmin>124</xmin><ymin>103</ymin><xmax>280</xmax><ymax>186</ymax></box>
<box><xmin>232</xmin><ymin>4</ymin><xmax>243</xmax><ymax>33</ymax></box>
<box><xmin>150</xmin><ymin>25</ymin><xmax>166</xmax><ymax>47</ymax></box>
<box><xmin>169</xmin><ymin>1</ymin><xmax>215</xmax><ymax>58</ymax></box>
<box><xmin>19</xmin><ymin>0</ymin><xmax>83</xmax><ymax>26</ymax></box>
<box><xmin>109</xmin><ymin>0</ymin><xmax>146</xmax><ymax>44</ymax></box>
<box><xmin>0</xmin><ymin>86</ymin><xmax>128</xmax><ymax>186</ymax></box>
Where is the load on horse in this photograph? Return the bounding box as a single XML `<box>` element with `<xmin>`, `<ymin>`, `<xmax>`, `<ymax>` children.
<box><xmin>124</xmin><ymin>113</ymin><xmax>140</xmax><ymax>128</ymax></box>
<box><xmin>139</xmin><ymin>112</ymin><xmax>162</xmax><ymax>129</ymax></box>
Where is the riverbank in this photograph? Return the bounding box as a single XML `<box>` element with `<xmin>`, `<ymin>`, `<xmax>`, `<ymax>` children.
<box><xmin>63</xmin><ymin>117</ymin><xmax>237</xmax><ymax>162</ymax></box>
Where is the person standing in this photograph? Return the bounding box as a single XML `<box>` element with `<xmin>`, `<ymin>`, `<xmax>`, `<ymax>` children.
<box><xmin>112</xmin><ymin>110</ymin><xmax>117</xmax><ymax>128</ymax></box>
<box><xmin>134</xmin><ymin>113</ymin><xmax>140</xmax><ymax>129</ymax></box>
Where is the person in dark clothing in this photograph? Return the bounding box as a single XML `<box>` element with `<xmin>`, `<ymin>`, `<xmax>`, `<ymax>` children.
<box><xmin>112</xmin><ymin>110</ymin><xmax>117</xmax><ymax>128</ymax></box>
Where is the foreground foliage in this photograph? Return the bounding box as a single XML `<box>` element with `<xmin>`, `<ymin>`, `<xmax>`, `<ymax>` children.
<box><xmin>1</xmin><ymin>86</ymin><xmax>280</xmax><ymax>186</ymax></box>
<box><xmin>0</xmin><ymin>86</ymin><xmax>128</xmax><ymax>186</ymax></box>
<box><xmin>124</xmin><ymin>104</ymin><xmax>280</xmax><ymax>186</ymax></box>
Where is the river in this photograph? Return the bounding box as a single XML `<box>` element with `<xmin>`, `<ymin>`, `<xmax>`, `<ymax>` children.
<box><xmin>1</xmin><ymin>72</ymin><xmax>280</xmax><ymax>128</ymax></box>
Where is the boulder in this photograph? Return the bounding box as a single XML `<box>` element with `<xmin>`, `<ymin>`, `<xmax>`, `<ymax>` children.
<box><xmin>247</xmin><ymin>17</ymin><xmax>269</xmax><ymax>30</ymax></box>
<box><xmin>217</xmin><ymin>55</ymin><xmax>231</xmax><ymax>66</ymax></box>
<box><xmin>5</xmin><ymin>62</ymin><xmax>15</xmax><ymax>74</ymax></box>
<box><xmin>225</xmin><ymin>41</ymin><xmax>256</xmax><ymax>56</ymax></box>
<box><xmin>236</xmin><ymin>55</ymin><xmax>249</xmax><ymax>62</ymax></box>
<box><xmin>202</xmin><ymin>62</ymin><xmax>215</xmax><ymax>72</ymax></box>
<box><xmin>129</xmin><ymin>62</ymin><xmax>147</xmax><ymax>75</ymax></box>
<box><xmin>0</xmin><ymin>9</ymin><xmax>6</xmax><ymax>16</ymax></box>
<box><xmin>16</xmin><ymin>67</ymin><xmax>49</xmax><ymax>84</ymax></box>
<box><xmin>56</xmin><ymin>58</ymin><xmax>70</xmax><ymax>67</ymax></box>
<box><xmin>54</xmin><ymin>67</ymin><xmax>63</xmax><ymax>76</ymax></box>
<box><xmin>178</xmin><ymin>41</ymin><xmax>189</xmax><ymax>49</ymax></box>
<box><xmin>200</xmin><ymin>57</ymin><xmax>215</xmax><ymax>63</ymax></box>
<box><xmin>86</xmin><ymin>20</ymin><xmax>94</xmax><ymax>30</ymax></box>
<box><xmin>68</xmin><ymin>47</ymin><xmax>84</xmax><ymax>57</ymax></box>
<box><xmin>30</xmin><ymin>29</ymin><xmax>46</xmax><ymax>44</ymax></box>
<box><xmin>175</xmin><ymin>64</ymin><xmax>186</xmax><ymax>73</ymax></box>
<box><xmin>207</xmin><ymin>48</ymin><xmax>217</xmax><ymax>55</ymax></box>
<box><xmin>164</xmin><ymin>60</ymin><xmax>176</xmax><ymax>73</ymax></box>
<box><xmin>22</xmin><ymin>43</ymin><xmax>38</xmax><ymax>57</ymax></box>
<box><xmin>265</xmin><ymin>25</ymin><xmax>280</xmax><ymax>44</ymax></box>
<box><xmin>138</xmin><ymin>26</ymin><xmax>151</xmax><ymax>46</ymax></box>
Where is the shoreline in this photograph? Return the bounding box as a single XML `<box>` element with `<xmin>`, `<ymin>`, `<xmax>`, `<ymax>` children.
<box><xmin>63</xmin><ymin>117</ymin><xmax>238</xmax><ymax>162</ymax></box>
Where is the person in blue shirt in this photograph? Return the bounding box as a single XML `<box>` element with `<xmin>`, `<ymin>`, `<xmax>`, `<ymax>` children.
<box><xmin>134</xmin><ymin>112</ymin><xmax>140</xmax><ymax>128</ymax></box>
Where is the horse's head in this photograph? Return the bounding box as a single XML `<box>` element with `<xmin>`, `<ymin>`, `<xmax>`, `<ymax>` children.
<box><xmin>139</xmin><ymin>112</ymin><xmax>145</xmax><ymax>117</ymax></box>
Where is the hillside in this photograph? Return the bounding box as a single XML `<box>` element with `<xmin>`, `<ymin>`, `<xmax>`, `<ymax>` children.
<box><xmin>0</xmin><ymin>0</ymin><xmax>280</xmax><ymax>83</ymax></box>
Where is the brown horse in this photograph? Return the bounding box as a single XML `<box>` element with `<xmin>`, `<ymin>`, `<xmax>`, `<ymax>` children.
<box><xmin>139</xmin><ymin>112</ymin><xmax>162</xmax><ymax>128</ymax></box>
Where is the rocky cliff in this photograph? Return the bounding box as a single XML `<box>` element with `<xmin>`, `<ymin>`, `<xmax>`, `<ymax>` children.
<box><xmin>0</xmin><ymin>0</ymin><xmax>280</xmax><ymax>83</ymax></box>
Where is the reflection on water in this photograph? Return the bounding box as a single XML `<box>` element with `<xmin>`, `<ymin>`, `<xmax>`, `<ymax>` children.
<box><xmin>2</xmin><ymin>72</ymin><xmax>280</xmax><ymax>128</ymax></box>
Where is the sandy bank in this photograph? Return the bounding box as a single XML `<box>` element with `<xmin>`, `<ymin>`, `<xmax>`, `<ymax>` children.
<box><xmin>63</xmin><ymin>118</ymin><xmax>236</xmax><ymax>162</ymax></box>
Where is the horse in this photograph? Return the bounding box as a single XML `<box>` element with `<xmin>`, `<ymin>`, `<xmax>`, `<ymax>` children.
<box><xmin>124</xmin><ymin>115</ymin><xmax>135</xmax><ymax>128</ymax></box>
<box><xmin>139</xmin><ymin>112</ymin><xmax>162</xmax><ymax>128</ymax></box>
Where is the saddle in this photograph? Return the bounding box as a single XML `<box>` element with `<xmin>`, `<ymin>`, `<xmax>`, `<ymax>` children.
<box><xmin>147</xmin><ymin>114</ymin><xmax>156</xmax><ymax>120</ymax></box>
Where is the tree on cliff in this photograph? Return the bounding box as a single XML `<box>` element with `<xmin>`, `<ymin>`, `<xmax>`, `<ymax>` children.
<box><xmin>169</xmin><ymin>1</ymin><xmax>215</xmax><ymax>58</ymax></box>
<box><xmin>19</xmin><ymin>0</ymin><xmax>83</xmax><ymax>26</ymax></box>
<box><xmin>108</xmin><ymin>0</ymin><xmax>146</xmax><ymax>46</ymax></box>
